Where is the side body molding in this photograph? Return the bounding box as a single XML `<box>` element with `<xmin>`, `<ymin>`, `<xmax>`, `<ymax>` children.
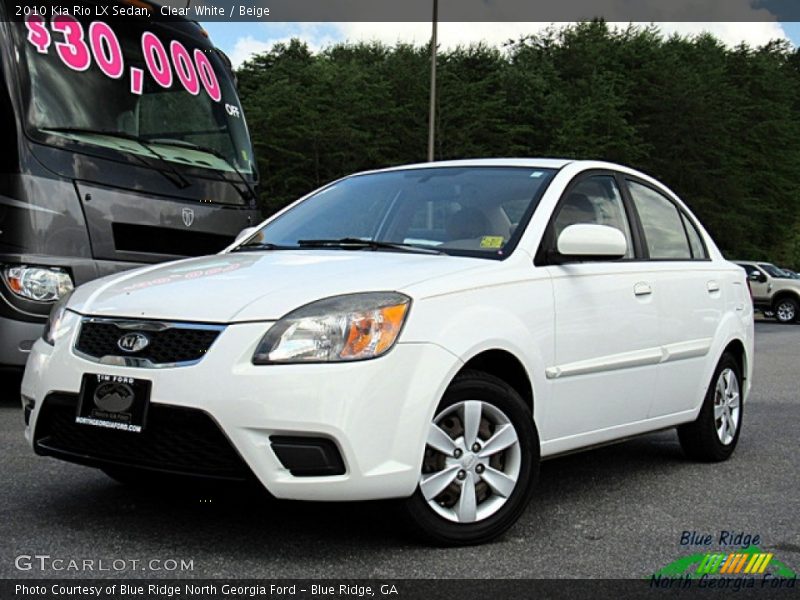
<box><xmin>545</xmin><ymin>338</ymin><xmax>712</xmax><ymax>379</ymax></box>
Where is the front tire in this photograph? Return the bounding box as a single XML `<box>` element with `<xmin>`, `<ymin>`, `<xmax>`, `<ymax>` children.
<box><xmin>404</xmin><ymin>370</ymin><xmax>539</xmax><ymax>546</ymax></box>
<box><xmin>678</xmin><ymin>353</ymin><xmax>743</xmax><ymax>462</ymax></box>
<box><xmin>774</xmin><ymin>297</ymin><xmax>799</xmax><ymax>324</ymax></box>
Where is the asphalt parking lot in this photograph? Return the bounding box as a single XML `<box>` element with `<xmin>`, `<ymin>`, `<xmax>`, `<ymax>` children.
<box><xmin>1</xmin><ymin>321</ymin><xmax>798</xmax><ymax>579</ymax></box>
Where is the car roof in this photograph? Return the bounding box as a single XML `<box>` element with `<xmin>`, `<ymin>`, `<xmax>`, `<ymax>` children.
<box><xmin>371</xmin><ymin>158</ymin><xmax>574</xmax><ymax>172</ymax></box>
<box><xmin>734</xmin><ymin>260</ymin><xmax>775</xmax><ymax>267</ymax></box>
<box><xmin>353</xmin><ymin>158</ymin><xmax>672</xmax><ymax>180</ymax></box>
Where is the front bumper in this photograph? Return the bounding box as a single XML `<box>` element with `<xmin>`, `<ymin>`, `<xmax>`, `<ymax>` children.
<box><xmin>21</xmin><ymin>318</ymin><xmax>461</xmax><ymax>501</ymax></box>
<box><xmin>0</xmin><ymin>315</ymin><xmax>44</xmax><ymax>367</ymax></box>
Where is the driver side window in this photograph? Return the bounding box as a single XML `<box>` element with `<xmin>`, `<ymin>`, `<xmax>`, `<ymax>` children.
<box><xmin>553</xmin><ymin>175</ymin><xmax>634</xmax><ymax>259</ymax></box>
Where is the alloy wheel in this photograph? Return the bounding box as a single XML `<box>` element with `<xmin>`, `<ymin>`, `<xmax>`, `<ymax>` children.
<box><xmin>776</xmin><ymin>301</ymin><xmax>796</xmax><ymax>323</ymax></box>
<box><xmin>713</xmin><ymin>368</ymin><xmax>740</xmax><ymax>445</ymax></box>
<box><xmin>420</xmin><ymin>400</ymin><xmax>522</xmax><ymax>523</ymax></box>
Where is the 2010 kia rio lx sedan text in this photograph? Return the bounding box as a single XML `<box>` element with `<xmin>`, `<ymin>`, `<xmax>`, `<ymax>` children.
<box><xmin>21</xmin><ymin>159</ymin><xmax>753</xmax><ymax>545</ymax></box>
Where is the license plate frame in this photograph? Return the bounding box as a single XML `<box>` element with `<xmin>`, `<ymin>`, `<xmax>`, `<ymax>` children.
<box><xmin>75</xmin><ymin>373</ymin><xmax>151</xmax><ymax>433</ymax></box>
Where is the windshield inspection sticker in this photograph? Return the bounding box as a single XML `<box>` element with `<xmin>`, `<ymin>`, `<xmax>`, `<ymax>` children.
<box><xmin>480</xmin><ymin>236</ymin><xmax>505</xmax><ymax>249</ymax></box>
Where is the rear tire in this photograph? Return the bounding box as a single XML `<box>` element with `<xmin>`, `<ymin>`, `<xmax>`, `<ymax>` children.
<box><xmin>773</xmin><ymin>297</ymin><xmax>799</xmax><ymax>324</ymax></box>
<box><xmin>678</xmin><ymin>353</ymin><xmax>743</xmax><ymax>462</ymax></box>
<box><xmin>404</xmin><ymin>370</ymin><xmax>539</xmax><ymax>546</ymax></box>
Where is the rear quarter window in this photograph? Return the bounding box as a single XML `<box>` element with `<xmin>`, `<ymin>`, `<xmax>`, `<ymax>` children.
<box><xmin>627</xmin><ymin>180</ymin><xmax>691</xmax><ymax>260</ymax></box>
<box><xmin>681</xmin><ymin>213</ymin><xmax>708</xmax><ymax>260</ymax></box>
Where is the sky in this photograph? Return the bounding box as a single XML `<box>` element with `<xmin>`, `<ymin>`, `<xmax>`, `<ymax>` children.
<box><xmin>203</xmin><ymin>21</ymin><xmax>800</xmax><ymax>68</ymax></box>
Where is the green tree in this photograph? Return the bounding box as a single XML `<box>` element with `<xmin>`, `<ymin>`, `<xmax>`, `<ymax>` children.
<box><xmin>236</xmin><ymin>23</ymin><xmax>800</xmax><ymax>267</ymax></box>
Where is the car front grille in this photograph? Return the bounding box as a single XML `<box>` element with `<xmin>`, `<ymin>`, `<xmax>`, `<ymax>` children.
<box><xmin>34</xmin><ymin>393</ymin><xmax>252</xmax><ymax>480</ymax></box>
<box><xmin>112</xmin><ymin>223</ymin><xmax>235</xmax><ymax>256</ymax></box>
<box><xmin>75</xmin><ymin>319</ymin><xmax>223</xmax><ymax>367</ymax></box>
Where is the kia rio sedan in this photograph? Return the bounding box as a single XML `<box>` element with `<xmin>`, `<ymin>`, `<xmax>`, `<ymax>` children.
<box><xmin>22</xmin><ymin>159</ymin><xmax>753</xmax><ymax>545</ymax></box>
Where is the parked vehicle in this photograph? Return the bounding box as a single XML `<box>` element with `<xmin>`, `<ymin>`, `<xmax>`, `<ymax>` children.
<box><xmin>735</xmin><ymin>261</ymin><xmax>800</xmax><ymax>323</ymax></box>
<box><xmin>22</xmin><ymin>159</ymin><xmax>753</xmax><ymax>545</ymax></box>
<box><xmin>778</xmin><ymin>268</ymin><xmax>800</xmax><ymax>280</ymax></box>
<box><xmin>0</xmin><ymin>0</ymin><xmax>261</xmax><ymax>371</ymax></box>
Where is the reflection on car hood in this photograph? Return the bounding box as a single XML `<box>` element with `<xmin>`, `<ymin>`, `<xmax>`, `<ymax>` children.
<box><xmin>68</xmin><ymin>251</ymin><xmax>483</xmax><ymax>322</ymax></box>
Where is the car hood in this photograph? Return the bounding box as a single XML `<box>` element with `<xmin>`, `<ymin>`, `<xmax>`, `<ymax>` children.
<box><xmin>68</xmin><ymin>250</ymin><xmax>483</xmax><ymax>322</ymax></box>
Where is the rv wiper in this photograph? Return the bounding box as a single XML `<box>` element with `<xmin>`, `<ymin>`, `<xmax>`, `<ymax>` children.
<box><xmin>147</xmin><ymin>139</ymin><xmax>257</xmax><ymax>205</ymax></box>
<box><xmin>297</xmin><ymin>238</ymin><xmax>444</xmax><ymax>255</ymax></box>
<box><xmin>41</xmin><ymin>127</ymin><xmax>191</xmax><ymax>190</ymax></box>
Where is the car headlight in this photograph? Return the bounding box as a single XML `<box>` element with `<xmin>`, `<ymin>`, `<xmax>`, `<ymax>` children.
<box><xmin>2</xmin><ymin>265</ymin><xmax>74</xmax><ymax>302</ymax></box>
<box><xmin>43</xmin><ymin>292</ymin><xmax>74</xmax><ymax>346</ymax></box>
<box><xmin>253</xmin><ymin>292</ymin><xmax>411</xmax><ymax>364</ymax></box>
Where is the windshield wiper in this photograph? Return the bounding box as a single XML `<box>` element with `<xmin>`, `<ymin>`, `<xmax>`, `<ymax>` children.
<box><xmin>147</xmin><ymin>138</ymin><xmax>257</xmax><ymax>205</ymax></box>
<box><xmin>230</xmin><ymin>242</ymin><xmax>295</xmax><ymax>252</ymax></box>
<box><xmin>41</xmin><ymin>127</ymin><xmax>191</xmax><ymax>190</ymax></box>
<box><xmin>297</xmin><ymin>238</ymin><xmax>444</xmax><ymax>255</ymax></box>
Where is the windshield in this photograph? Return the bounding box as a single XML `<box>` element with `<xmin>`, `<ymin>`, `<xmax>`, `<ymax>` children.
<box><xmin>240</xmin><ymin>167</ymin><xmax>556</xmax><ymax>258</ymax></box>
<box><xmin>10</xmin><ymin>12</ymin><xmax>255</xmax><ymax>183</ymax></box>
<box><xmin>759</xmin><ymin>263</ymin><xmax>788</xmax><ymax>278</ymax></box>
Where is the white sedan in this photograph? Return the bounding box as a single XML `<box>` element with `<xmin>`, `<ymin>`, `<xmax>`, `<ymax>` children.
<box><xmin>22</xmin><ymin>159</ymin><xmax>753</xmax><ymax>545</ymax></box>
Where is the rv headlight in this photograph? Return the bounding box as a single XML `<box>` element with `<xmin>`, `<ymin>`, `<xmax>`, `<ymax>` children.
<box><xmin>253</xmin><ymin>292</ymin><xmax>411</xmax><ymax>364</ymax></box>
<box><xmin>2</xmin><ymin>265</ymin><xmax>74</xmax><ymax>302</ymax></box>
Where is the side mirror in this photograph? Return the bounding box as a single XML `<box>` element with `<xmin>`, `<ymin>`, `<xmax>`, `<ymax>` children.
<box><xmin>556</xmin><ymin>224</ymin><xmax>627</xmax><ymax>261</ymax></box>
<box><xmin>748</xmin><ymin>271</ymin><xmax>766</xmax><ymax>283</ymax></box>
<box><xmin>234</xmin><ymin>226</ymin><xmax>258</xmax><ymax>244</ymax></box>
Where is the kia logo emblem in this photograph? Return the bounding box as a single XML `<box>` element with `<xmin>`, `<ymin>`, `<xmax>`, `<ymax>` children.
<box><xmin>117</xmin><ymin>333</ymin><xmax>150</xmax><ymax>353</ymax></box>
<box><xmin>182</xmin><ymin>207</ymin><xmax>195</xmax><ymax>227</ymax></box>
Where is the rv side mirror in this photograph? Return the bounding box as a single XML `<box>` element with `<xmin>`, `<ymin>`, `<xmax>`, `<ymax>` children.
<box><xmin>235</xmin><ymin>226</ymin><xmax>258</xmax><ymax>244</ymax></box>
<box><xmin>556</xmin><ymin>224</ymin><xmax>627</xmax><ymax>261</ymax></box>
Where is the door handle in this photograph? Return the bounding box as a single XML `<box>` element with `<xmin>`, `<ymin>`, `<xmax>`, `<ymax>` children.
<box><xmin>707</xmin><ymin>281</ymin><xmax>720</xmax><ymax>293</ymax></box>
<box><xmin>634</xmin><ymin>282</ymin><xmax>653</xmax><ymax>297</ymax></box>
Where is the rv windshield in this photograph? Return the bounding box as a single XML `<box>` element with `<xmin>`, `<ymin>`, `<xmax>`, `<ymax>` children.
<box><xmin>10</xmin><ymin>16</ymin><xmax>255</xmax><ymax>179</ymax></box>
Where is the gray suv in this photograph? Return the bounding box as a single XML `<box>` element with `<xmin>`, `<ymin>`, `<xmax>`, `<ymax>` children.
<box><xmin>736</xmin><ymin>261</ymin><xmax>800</xmax><ymax>323</ymax></box>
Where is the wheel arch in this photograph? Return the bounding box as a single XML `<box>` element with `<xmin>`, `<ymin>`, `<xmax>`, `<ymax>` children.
<box><xmin>454</xmin><ymin>349</ymin><xmax>534</xmax><ymax>415</ymax></box>
<box><xmin>722</xmin><ymin>338</ymin><xmax>747</xmax><ymax>388</ymax></box>
<box><xmin>771</xmin><ymin>290</ymin><xmax>800</xmax><ymax>310</ymax></box>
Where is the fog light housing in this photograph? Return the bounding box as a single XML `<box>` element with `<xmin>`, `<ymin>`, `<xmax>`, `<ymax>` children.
<box><xmin>2</xmin><ymin>265</ymin><xmax>74</xmax><ymax>302</ymax></box>
<box><xmin>269</xmin><ymin>436</ymin><xmax>346</xmax><ymax>476</ymax></box>
<box><xmin>22</xmin><ymin>396</ymin><xmax>35</xmax><ymax>426</ymax></box>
